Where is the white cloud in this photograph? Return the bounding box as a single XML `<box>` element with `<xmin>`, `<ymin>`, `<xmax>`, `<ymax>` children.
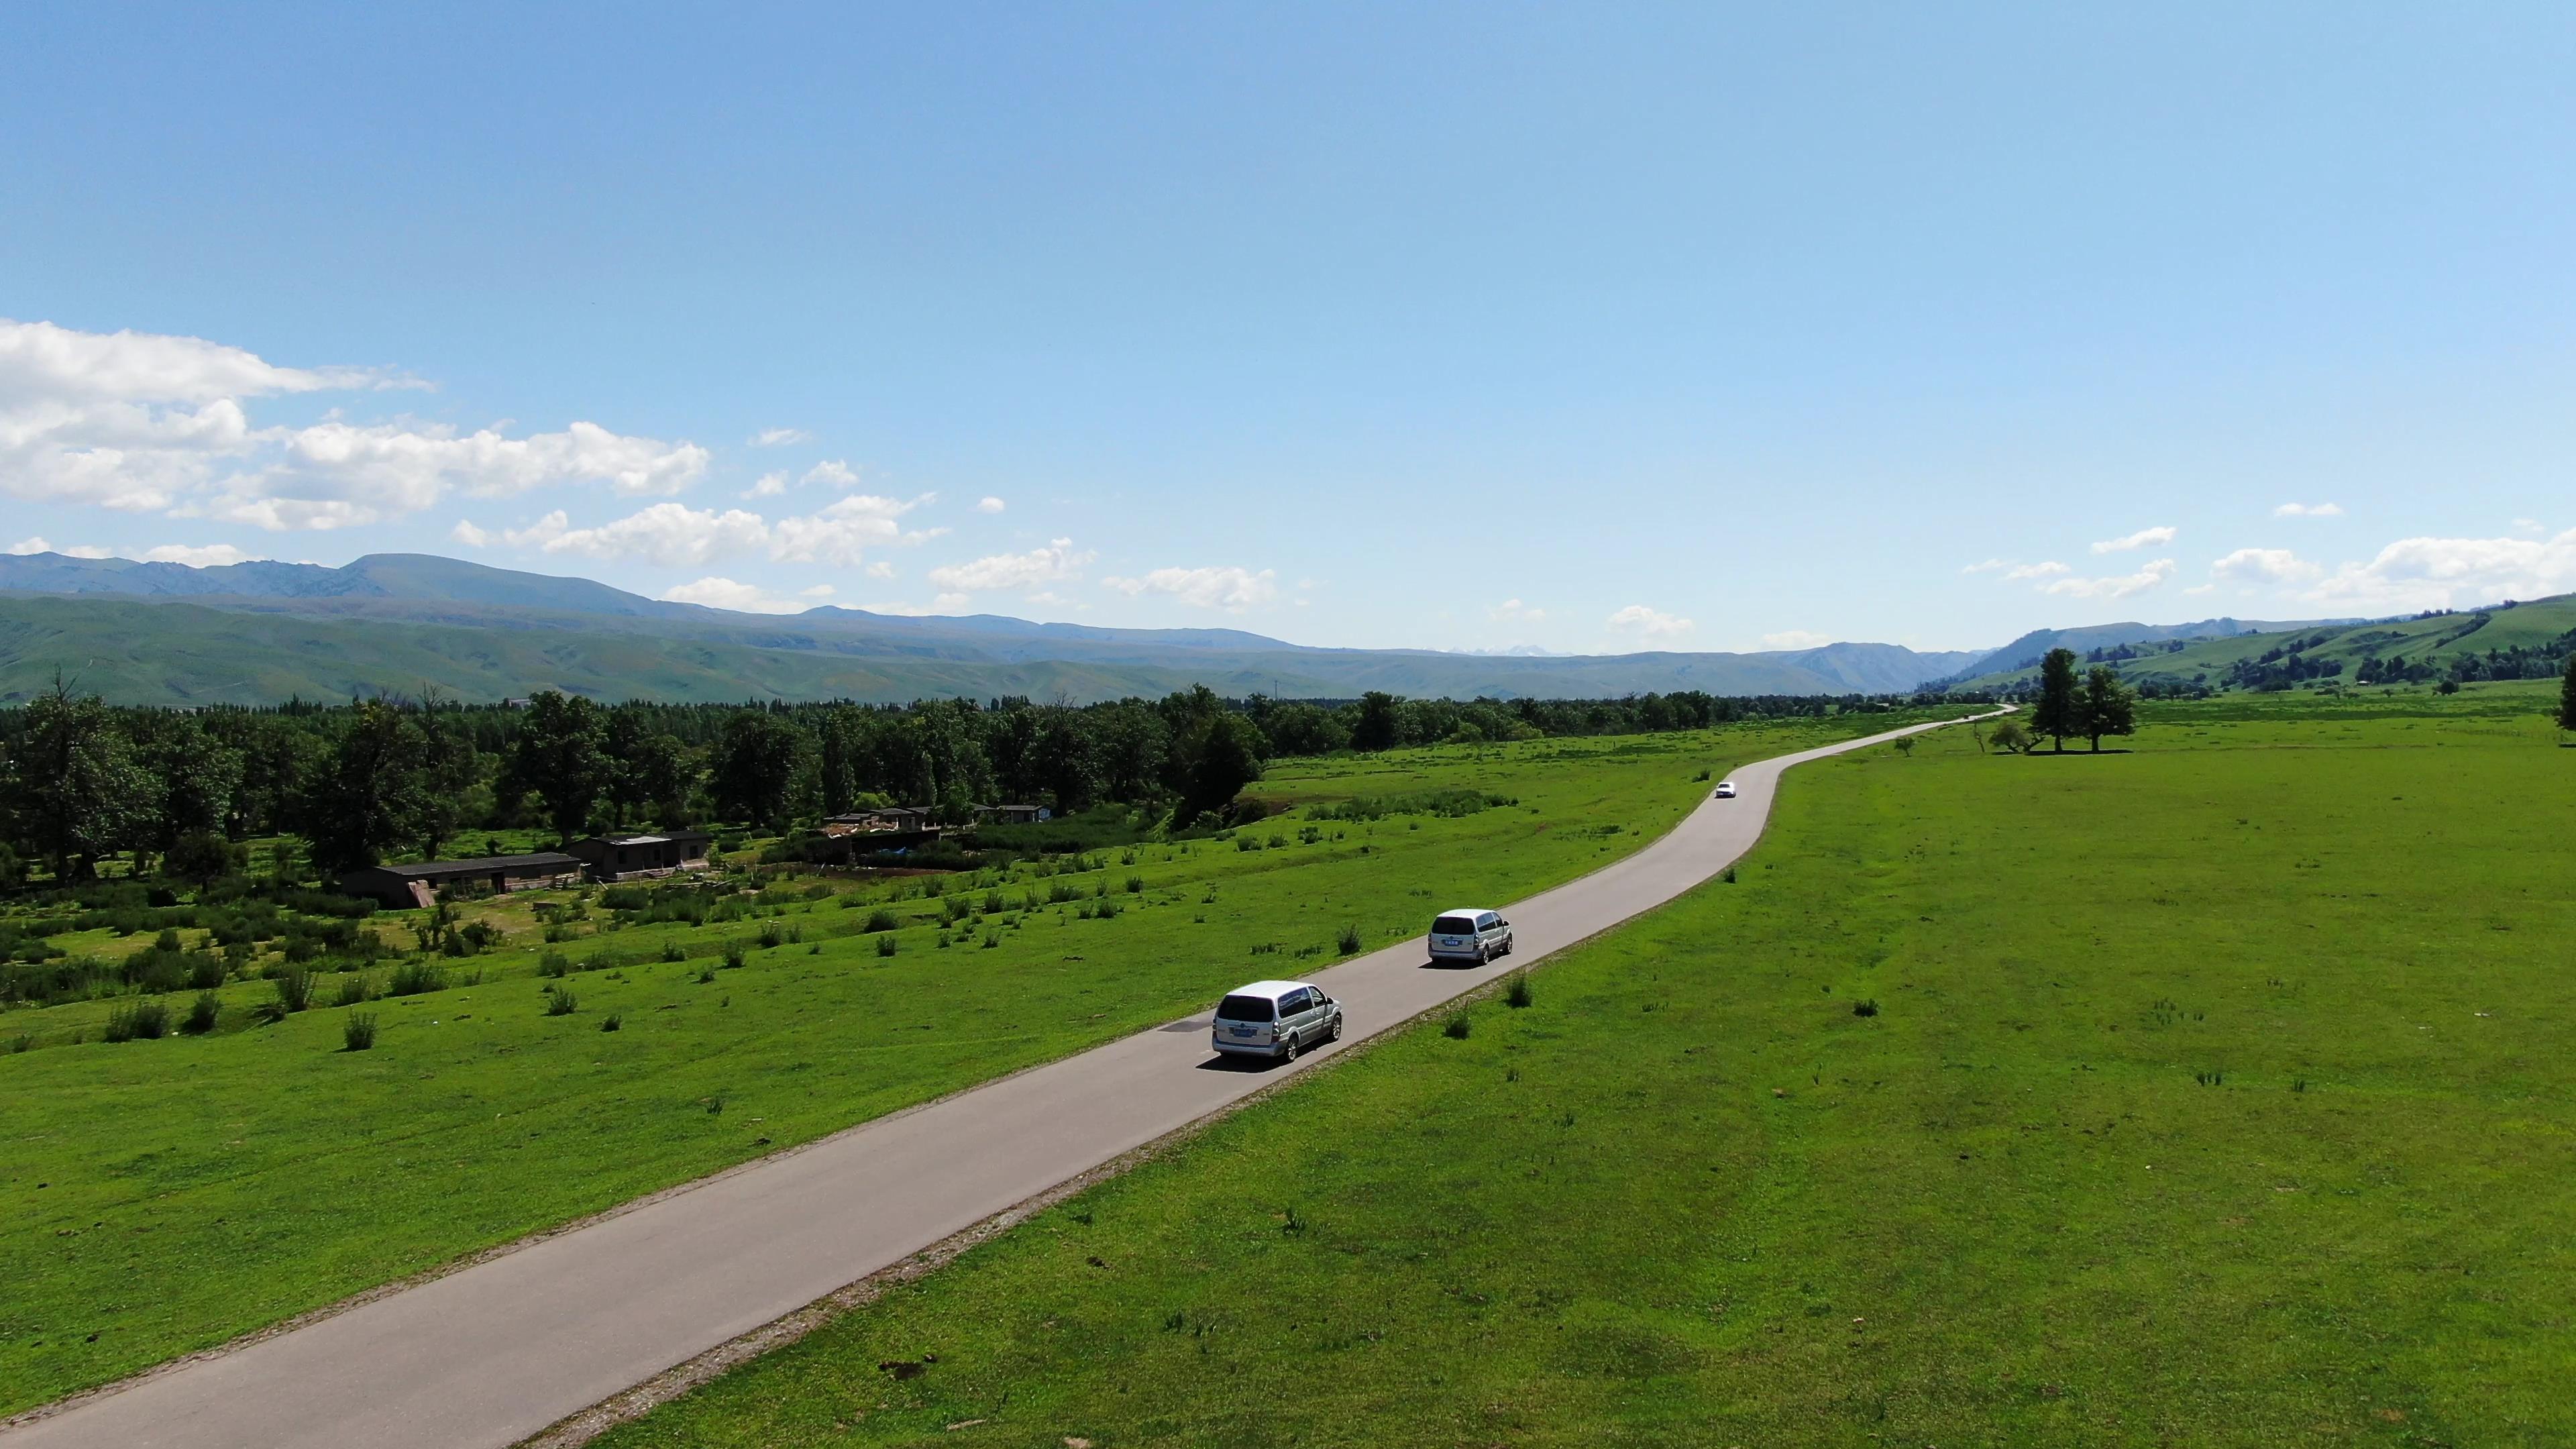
<box><xmin>802</xmin><ymin>460</ymin><xmax>860</xmax><ymax>489</ymax></box>
<box><xmin>2513</xmin><ymin>518</ymin><xmax>2545</xmax><ymax>537</ymax></box>
<box><xmin>768</xmin><ymin>492</ymin><xmax>936</xmax><ymax>566</ymax></box>
<box><xmin>2092</xmin><ymin>525</ymin><xmax>2178</xmax><ymax>554</ymax></box>
<box><xmin>0</xmin><ymin>318</ymin><xmax>705</xmax><ymax>529</ymax></box>
<box><xmin>2037</xmin><ymin>558</ymin><xmax>2176</xmax><ymax>600</ymax></box>
<box><xmin>1102</xmin><ymin>565</ymin><xmax>1279</xmax><ymax>611</ymax></box>
<box><xmin>976</xmin><ymin>496</ymin><xmax>1006</xmax><ymax>513</ymax></box>
<box><xmin>529</xmin><ymin>502</ymin><xmax>771</xmax><ymax>567</ymax></box>
<box><xmin>2273</xmin><ymin>502</ymin><xmax>2344</xmax><ymax>518</ymax></box>
<box><xmin>1960</xmin><ymin>558</ymin><xmax>2008</xmax><ymax>574</ymax></box>
<box><xmin>860</xmin><ymin>593</ymin><xmax>973</xmax><ymax>616</ymax></box>
<box><xmin>2304</xmin><ymin>528</ymin><xmax>2576</xmax><ymax>611</ymax></box>
<box><xmin>2002</xmin><ymin>561</ymin><xmax>2071</xmax><ymax>581</ymax></box>
<box><xmin>2210</xmin><ymin>547</ymin><xmax>2322</xmax><ymax>585</ymax></box>
<box><xmin>802</xmin><ymin>584</ymin><xmax>835</xmax><ymax>598</ymax></box>
<box><xmin>659</xmin><ymin>577</ymin><xmax>826</xmax><ymax>614</ymax></box>
<box><xmin>138</xmin><ymin>543</ymin><xmax>253</xmax><ymax>566</ymax></box>
<box><xmin>928</xmin><ymin>538</ymin><xmax>1093</xmax><ymax>592</ymax></box>
<box><xmin>1762</xmin><ymin>629</ymin><xmax>1835</xmax><ymax>650</ymax></box>
<box><xmin>865</xmin><ymin>561</ymin><xmax>897</xmax><ymax>580</ymax></box>
<box><xmin>747</xmin><ymin>427</ymin><xmax>810</xmax><ymax>448</ymax></box>
<box><xmin>2183</xmin><ymin>584</ymin><xmax>2216</xmax><ymax>596</ymax></box>
<box><xmin>745</xmin><ymin>471</ymin><xmax>789</xmax><ymax>498</ymax></box>
<box><xmin>1606</xmin><ymin>604</ymin><xmax>1694</xmax><ymax>638</ymax></box>
<box><xmin>1489</xmin><ymin>598</ymin><xmax>1545</xmax><ymax>623</ymax></box>
<box><xmin>449</xmin><ymin>519</ymin><xmax>492</xmax><ymax>547</ymax></box>
<box><xmin>8</xmin><ymin>536</ymin><xmax>55</xmax><ymax>555</ymax></box>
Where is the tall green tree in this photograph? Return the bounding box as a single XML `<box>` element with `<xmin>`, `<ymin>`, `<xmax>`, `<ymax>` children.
<box><xmin>710</xmin><ymin>711</ymin><xmax>808</xmax><ymax>827</ymax></box>
<box><xmin>7</xmin><ymin>678</ymin><xmax>155</xmax><ymax>879</ymax></box>
<box><xmin>2559</xmin><ymin>653</ymin><xmax>2576</xmax><ymax>733</ymax></box>
<box><xmin>297</xmin><ymin>699</ymin><xmax>429</xmax><ymax>875</ymax></box>
<box><xmin>411</xmin><ymin>692</ymin><xmax>478</xmax><ymax>858</ymax></box>
<box><xmin>1172</xmin><ymin>710</ymin><xmax>1267</xmax><ymax>822</ymax></box>
<box><xmin>2031</xmin><ymin>648</ymin><xmax>2082</xmax><ymax>752</ymax></box>
<box><xmin>2078</xmin><ymin>665</ymin><xmax>2138</xmax><ymax>752</ymax></box>
<box><xmin>505</xmin><ymin>691</ymin><xmax>606</xmax><ymax>841</ymax></box>
<box><xmin>1351</xmin><ymin>691</ymin><xmax>1403</xmax><ymax>752</ymax></box>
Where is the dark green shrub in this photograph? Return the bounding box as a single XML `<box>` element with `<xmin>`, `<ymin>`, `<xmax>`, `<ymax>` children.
<box><xmin>274</xmin><ymin>967</ymin><xmax>314</xmax><ymax>1013</ymax></box>
<box><xmin>1336</xmin><ymin>924</ymin><xmax>1364</xmax><ymax>955</ymax></box>
<box><xmin>757</xmin><ymin>922</ymin><xmax>785</xmax><ymax>949</ymax></box>
<box><xmin>539</xmin><ymin>951</ymin><xmax>573</xmax><ymax>979</ymax></box>
<box><xmin>332</xmin><ymin>974</ymin><xmax>370</xmax><ymax>1008</ymax></box>
<box><xmin>104</xmin><ymin>1000</ymin><xmax>170</xmax><ymax>1041</ymax></box>
<box><xmin>599</xmin><ymin>1013</ymin><xmax>622</xmax><ymax>1032</ymax></box>
<box><xmin>343</xmin><ymin>1012</ymin><xmax>378</xmax><ymax>1051</ymax></box>
<box><xmin>661</xmin><ymin>941</ymin><xmax>686</xmax><ymax>962</ymax></box>
<box><xmin>1124</xmin><ymin>875</ymin><xmax>1145</xmax><ymax>894</ymax></box>
<box><xmin>384</xmin><ymin>961</ymin><xmax>445</xmax><ymax>997</ymax></box>
<box><xmin>722</xmin><ymin>943</ymin><xmax>747</xmax><ymax>970</ymax></box>
<box><xmin>458</xmin><ymin>921</ymin><xmax>498</xmax><ymax>953</ymax></box>
<box><xmin>182</xmin><ymin>991</ymin><xmax>221</xmax><ymax>1034</ymax></box>
<box><xmin>696</xmin><ymin>965</ymin><xmax>717</xmax><ymax>983</ymax></box>
<box><xmin>982</xmin><ymin>890</ymin><xmax>1006</xmax><ymax>915</ymax></box>
<box><xmin>185</xmin><ymin>952</ymin><xmax>227</xmax><ymax>990</ymax></box>
<box><xmin>1506</xmin><ymin>973</ymin><xmax>1534</xmax><ymax>1009</ymax></box>
<box><xmin>154</xmin><ymin>928</ymin><xmax>183</xmax><ymax>953</ymax></box>
<box><xmin>875</xmin><ymin>934</ymin><xmax>898</xmax><ymax>958</ymax></box>
<box><xmin>544</xmin><ymin>986</ymin><xmax>578</xmax><ymax>1016</ymax></box>
<box><xmin>863</xmin><ymin>908</ymin><xmax>900</xmax><ymax>933</ymax></box>
<box><xmin>1852</xmin><ymin>1000</ymin><xmax>1879</xmax><ymax>1018</ymax></box>
<box><xmin>1443</xmin><ymin>1014</ymin><xmax>1472</xmax><ymax>1040</ymax></box>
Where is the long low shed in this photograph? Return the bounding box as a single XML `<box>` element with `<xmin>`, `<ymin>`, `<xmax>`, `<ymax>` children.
<box><xmin>339</xmin><ymin>853</ymin><xmax>585</xmax><ymax>910</ymax></box>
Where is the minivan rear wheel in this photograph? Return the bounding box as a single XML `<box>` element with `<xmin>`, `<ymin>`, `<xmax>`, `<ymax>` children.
<box><xmin>1280</xmin><ymin>1032</ymin><xmax>1301</xmax><ymax>1062</ymax></box>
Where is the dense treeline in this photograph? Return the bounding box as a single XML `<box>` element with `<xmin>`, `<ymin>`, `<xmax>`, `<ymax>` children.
<box><xmin>0</xmin><ymin>681</ymin><xmax>1912</xmax><ymax>885</ymax></box>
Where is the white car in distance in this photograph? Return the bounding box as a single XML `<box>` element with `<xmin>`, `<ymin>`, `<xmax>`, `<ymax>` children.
<box><xmin>1713</xmin><ymin>780</ymin><xmax>1738</xmax><ymax>798</ymax></box>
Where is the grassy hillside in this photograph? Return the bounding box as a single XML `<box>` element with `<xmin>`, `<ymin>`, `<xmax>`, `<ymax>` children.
<box><xmin>0</xmin><ymin>594</ymin><xmax>1961</xmax><ymax>705</ymax></box>
<box><xmin>1960</xmin><ymin>592</ymin><xmax>2576</xmax><ymax>694</ymax></box>
<box><xmin>0</xmin><ymin>712</ymin><xmax>1940</xmax><ymax>1415</ymax></box>
<box><xmin>593</xmin><ymin>684</ymin><xmax>2576</xmax><ymax>1448</ymax></box>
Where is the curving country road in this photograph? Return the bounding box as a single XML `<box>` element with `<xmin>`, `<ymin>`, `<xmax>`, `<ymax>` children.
<box><xmin>1</xmin><ymin>710</ymin><xmax>2000</xmax><ymax>1449</ymax></box>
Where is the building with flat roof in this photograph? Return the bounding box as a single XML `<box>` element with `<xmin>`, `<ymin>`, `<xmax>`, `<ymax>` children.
<box><xmin>566</xmin><ymin>830</ymin><xmax>715</xmax><ymax>882</ymax></box>
<box><xmin>338</xmin><ymin>853</ymin><xmax>584</xmax><ymax>910</ymax></box>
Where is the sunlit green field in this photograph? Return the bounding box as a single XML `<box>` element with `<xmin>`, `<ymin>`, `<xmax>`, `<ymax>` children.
<box><xmin>594</xmin><ymin>684</ymin><xmax>2576</xmax><ymax>1448</ymax></box>
<box><xmin>0</xmin><ymin>712</ymin><xmax>1933</xmax><ymax>1415</ymax></box>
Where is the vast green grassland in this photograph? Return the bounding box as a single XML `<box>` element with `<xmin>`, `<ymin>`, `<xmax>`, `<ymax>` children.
<box><xmin>0</xmin><ymin>714</ymin><xmax>1932</xmax><ymax>1416</ymax></box>
<box><xmin>594</xmin><ymin>684</ymin><xmax>2576</xmax><ymax>1448</ymax></box>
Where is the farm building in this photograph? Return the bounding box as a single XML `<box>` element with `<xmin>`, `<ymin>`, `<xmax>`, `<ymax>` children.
<box><xmin>338</xmin><ymin>853</ymin><xmax>584</xmax><ymax>910</ymax></box>
<box><xmin>972</xmin><ymin>804</ymin><xmax>1052</xmax><ymax>825</ymax></box>
<box><xmin>567</xmin><ymin>830</ymin><xmax>715</xmax><ymax>881</ymax></box>
<box><xmin>824</xmin><ymin>806</ymin><xmax>936</xmax><ymax>834</ymax></box>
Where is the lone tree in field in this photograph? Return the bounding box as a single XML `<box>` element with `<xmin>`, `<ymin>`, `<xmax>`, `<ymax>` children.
<box><xmin>2031</xmin><ymin>647</ymin><xmax>2082</xmax><ymax>752</ymax></box>
<box><xmin>2078</xmin><ymin>665</ymin><xmax>2138</xmax><ymax>751</ymax></box>
<box><xmin>2559</xmin><ymin>653</ymin><xmax>2576</xmax><ymax>733</ymax></box>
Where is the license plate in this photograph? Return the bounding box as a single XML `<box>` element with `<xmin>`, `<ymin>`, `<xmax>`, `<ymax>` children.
<box><xmin>1231</xmin><ymin>1026</ymin><xmax>1255</xmax><ymax>1036</ymax></box>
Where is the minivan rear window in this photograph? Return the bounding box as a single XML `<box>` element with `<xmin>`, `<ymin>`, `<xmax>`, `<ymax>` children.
<box><xmin>1217</xmin><ymin>994</ymin><xmax>1276</xmax><ymax>1023</ymax></box>
<box><xmin>1432</xmin><ymin>915</ymin><xmax>1477</xmax><ymax>935</ymax></box>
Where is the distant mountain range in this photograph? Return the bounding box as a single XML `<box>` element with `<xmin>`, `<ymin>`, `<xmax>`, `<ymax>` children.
<box><xmin>0</xmin><ymin>549</ymin><xmax>2357</xmax><ymax>707</ymax></box>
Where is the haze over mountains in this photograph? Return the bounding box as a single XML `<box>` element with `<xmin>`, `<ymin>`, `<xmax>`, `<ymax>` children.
<box><xmin>0</xmin><ymin>549</ymin><xmax>2322</xmax><ymax>706</ymax></box>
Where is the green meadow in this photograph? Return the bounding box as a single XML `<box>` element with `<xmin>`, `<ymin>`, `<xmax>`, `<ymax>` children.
<box><xmin>593</xmin><ymin>682</ymin><xmax>2576</xmax><ymax>1448</ymax></box>
<box><xmin>0</xmin><ymin>712</ymin><xmax>1929</xmax><ymax>1416</ymax></box>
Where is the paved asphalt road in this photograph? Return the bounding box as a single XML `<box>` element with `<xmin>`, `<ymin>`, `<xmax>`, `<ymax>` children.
<box><xmin>2</xmin><ymin>710</ymin><xmax>1998</xmax><ymax>1449</ymax></box>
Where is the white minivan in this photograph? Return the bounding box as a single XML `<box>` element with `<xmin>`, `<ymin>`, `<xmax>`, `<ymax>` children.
<box><xmin>1427</xmin><ymin>908</ymin><xmax>1514</xmax><ymax>965</ymax></box>
<box><xmin>1210</xmin><ymin>979</ymin><xmax>1344</xmax><ymax>1061</ymax></box>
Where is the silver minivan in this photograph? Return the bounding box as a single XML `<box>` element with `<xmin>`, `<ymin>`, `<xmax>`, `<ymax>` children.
<box><xmin>1210</xmin><ymin>979</ymin><xmax>1344</xmax><ymax>1060</ymax></box>
<box><xmin>1427</xmin><ymin>908</ymin><xmax>1514</xmax><ymax>965</ymax></box>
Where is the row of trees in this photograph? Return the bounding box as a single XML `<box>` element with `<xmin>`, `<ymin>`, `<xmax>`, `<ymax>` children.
<box><xmin>0</xmin><ymin>680</ymin><xmax>1907</xmax><ymax>884</ymax></box>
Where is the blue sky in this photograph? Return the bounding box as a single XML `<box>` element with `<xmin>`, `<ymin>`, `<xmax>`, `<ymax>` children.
<box><xmin>5</xmin><ymin>3</ymin><xmax>2573</xmax><ymax>654</ymax></box>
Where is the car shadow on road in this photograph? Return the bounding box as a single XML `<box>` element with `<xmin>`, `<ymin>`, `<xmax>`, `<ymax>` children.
<box><xmin>1196</xmin><ymin>1053</ymin><xmax>1291</xmax><ymax>1072</ymax></box>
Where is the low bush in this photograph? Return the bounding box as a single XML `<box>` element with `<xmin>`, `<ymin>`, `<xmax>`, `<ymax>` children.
<box><xmin>876</xmin><ymin>934</ymin><xmax>899</xmax><ymax>958</ymax></box>
<box><xmin>539</xmin><ymin>951</ymin><xmax>573</xmax><ymax>978</ymax></box>
<box><xmin>332</xmin><ymin>974</ymin><xmax>371</xmax><ymax>1008</ymax></box>
<box><xmin>1336</xmin><ymin>924</ymin><xmax>1364</xmax><ymax>955</ymax></box>
<box><xmin>343</xmin><ymin>1012</ymin><xmax>378</xmax><ymax>1051</ymax></box>
<box><xmin>182</xmin><ymin>990</ymin><xmax>221</xmax><ymax>1034</ymax></box>
<box><xmin>385</xmin><ymin>961</ymin><xmax>445</xmax><ymax>997</ymax></box>
<box><xmin>104</xmin><ymin>999</ymin><xmax>172</xmax><ymax>1042</ymax></box>
<box><xmin>863</xmin><ymin>908</ymin><xmax>900</xmax><ymax>933</ymax></box>
<box><xmin>544</xmin><ymin>987</ymin><xmax>578</xmax><ymax>1016</ymax></box>
<box><xmin>599</xmin><ymin>1013</ymin><xmax>623</xmax><ymax>1032</ymax></box>
<box><xmin>722</xmin><ymin>943</ymin><xmax>747</xmax><ymax>970</ymax></box>
<box><xmin>1443</xmin><ymin>1014</ymin><xmax>1472</xmax><ymax>1040</ymax></box>
<box><xmin>1506</xmin><ymin>973</ymin><xmax>1534</xmax><ymax>1008</ymax></box>
<box><xmin>274</xmin><ymin>967</ymin><xmax>314</xmax><ymax>1013</ymax></box>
